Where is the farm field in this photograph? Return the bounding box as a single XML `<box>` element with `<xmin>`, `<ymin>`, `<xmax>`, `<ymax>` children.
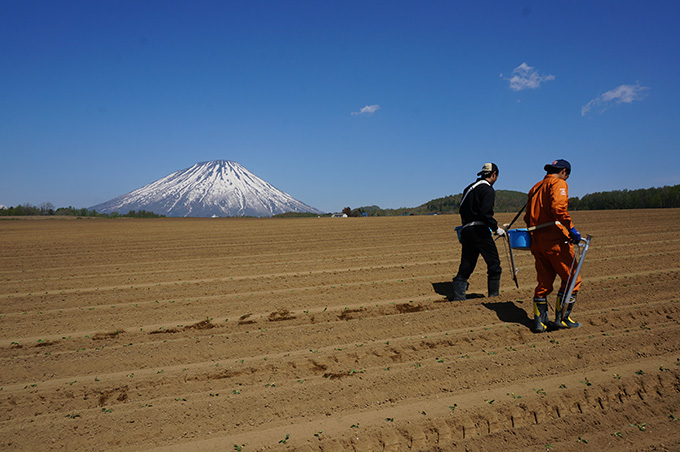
<box><xmin>1</xmin><ymin>210</ymin><xmax>679</xmax><ymax>451</ymax></box>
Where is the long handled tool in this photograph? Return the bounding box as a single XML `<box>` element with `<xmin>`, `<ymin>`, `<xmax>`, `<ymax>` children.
<box><xmin>502</xmin><ymin>233</ymin><xmax>520</xmax><ymax>288</ymax></box>
<box><xmin>560</xmin><ymin>235</ymin><xmax>592</xmax><ymax>318</ymax></box>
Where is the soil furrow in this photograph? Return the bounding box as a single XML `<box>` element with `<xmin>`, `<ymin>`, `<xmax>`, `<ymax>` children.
<box><xmin>1</xmin><ymin>210</ymin><xmax>678</xmax><ymax>451</ymax></box>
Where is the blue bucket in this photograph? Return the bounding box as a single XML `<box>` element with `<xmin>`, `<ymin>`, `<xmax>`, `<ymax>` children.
<box><xmin>508</xmin><ymin>228</ymin><xmax>531</xmax><ymax>250</ymax></box>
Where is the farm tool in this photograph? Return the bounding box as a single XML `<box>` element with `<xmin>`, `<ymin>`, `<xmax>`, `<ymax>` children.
<box><xmin>555</xmin><ymin>234</ymin><xmax>593</xmax><ymax>328</ymax></box>
<box><xmin>500</xmin><ymin>234</ymin><xmax>520</xmax><ymax>288</ymax></box>
<box><xmin>495</xmin><ymin>197</ymin><xmax>532</xmax><ymax>288</ymax></box>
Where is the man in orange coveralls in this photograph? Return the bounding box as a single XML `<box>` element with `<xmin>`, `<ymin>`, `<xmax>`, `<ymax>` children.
<box><xmin>524</xmin><ymin>159</ymin><xmax>582</xmax><ymax>333</ymax></box>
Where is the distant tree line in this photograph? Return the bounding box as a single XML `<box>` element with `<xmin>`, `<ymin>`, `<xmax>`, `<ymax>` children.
<box><xmin>4</xmin><ymin>184</ymin><xmax>678</xmax><ymax>219</ymax></box>
<box><xmin>569</xmin><ymin>184</ymin><xmax>680</xmax><ymax>210</ymax></box>
<box><xmin>272</xmin><ymin>211</ymin><xmax>320</xmax><ymax>218</ymax></box>
<box><xmin>0</xmin><ymin>203</ymin><xmax>165</xmax><ymax>218</ymax></box>
<box><xmin>346</xmin><ymin>184</ymin><xmax>680</xmax><ymax>216</ymax></box>
<box><xmin>346</xmin><ymin>190</ymin><xmax>529</xmax><ymax>217</ymax></box>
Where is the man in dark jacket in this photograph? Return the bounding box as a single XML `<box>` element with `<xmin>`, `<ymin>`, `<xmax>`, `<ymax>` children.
<box><xmin>452</xmin><ymin>163</ymin><xmax>505</xmax><ymax>301</ymax></box>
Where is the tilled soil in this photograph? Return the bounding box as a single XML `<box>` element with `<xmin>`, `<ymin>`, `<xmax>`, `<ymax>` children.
<box><xmin>1</xmin><ymin>210</ymin><xmax>679</xmax><ymax>451</ymax></box>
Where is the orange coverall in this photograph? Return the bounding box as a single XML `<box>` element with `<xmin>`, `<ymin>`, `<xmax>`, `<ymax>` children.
<box><xmin>524</xmin><ymin>174</ymin><xmax>581</xmax><ymax>298</ymax></box>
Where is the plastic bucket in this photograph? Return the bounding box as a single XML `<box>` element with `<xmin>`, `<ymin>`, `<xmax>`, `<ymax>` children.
<box><xmin>508</xmin><ymin>228</ymin><xmax>531</xmax><ymax>250</ymax></box>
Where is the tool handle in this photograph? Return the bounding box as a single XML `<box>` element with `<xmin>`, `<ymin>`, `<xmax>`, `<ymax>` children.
<box><xmin>505</xmin><ymin>202</ymin><xmax>527</xmax><ymax>231</ymax></box>
<box><xmin>560</xmin><ymin>235</ymin><xmax>592</xmax><ymax>316</ymax></box>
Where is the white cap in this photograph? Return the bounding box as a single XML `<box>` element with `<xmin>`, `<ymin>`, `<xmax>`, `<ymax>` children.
<box><xmin>477</xmin><ymin>162</ymin><xmax>498</xmax><ymax>176</ymax></box>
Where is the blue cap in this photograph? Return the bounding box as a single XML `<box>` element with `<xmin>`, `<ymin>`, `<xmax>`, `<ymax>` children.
<box><xmin>544</xmin><ymin>159</ymin><xmax>571</xmax><ymax>173</ymax></box>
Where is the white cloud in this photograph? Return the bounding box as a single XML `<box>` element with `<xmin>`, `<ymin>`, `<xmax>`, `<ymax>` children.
<box><xmin>351</xmin><ymin>104</ymin><xmax>380</xmax><ymax>116</ymax></box>
<box><xmin>581</xmin><ymin>84</ymin><xmax>649</xmax><ymax>116</ymax></box>
<box><xmin>502</xmin><ymin>62</ymin><xmax>555</xmax><ymax>91</ymax></box>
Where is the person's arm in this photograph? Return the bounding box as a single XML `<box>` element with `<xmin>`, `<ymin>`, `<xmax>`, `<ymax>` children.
<box><xmin>550</xmin><ymin>179</ymin><xmax>580</xmax><ymax>242</ymax></box>
<box><xmin>480</xmin><ymin>186</ymin><xmax>499</xmax><ymax>231</ymax></box>
<box><xmin>550</xmin><ymin>179</ymin><xmax>573</xmax><ymax>229</ymax></box>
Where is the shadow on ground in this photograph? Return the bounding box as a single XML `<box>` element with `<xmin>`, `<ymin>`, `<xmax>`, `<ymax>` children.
<box><xmin>431</xmin><ymin>281</ymin><xmax>486</xmax><ymax>302</ymax></box>
<box><xmin>482</xmin><ymin>300</ymin><xmax>533</xmax><ymax>330</ymax></box>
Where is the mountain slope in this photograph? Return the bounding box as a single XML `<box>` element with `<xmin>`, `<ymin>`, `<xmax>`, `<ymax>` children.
<box><xmin>90</xmin><ymin>160</ymin><xmax>322</xmax><ymax>217</ymax></box>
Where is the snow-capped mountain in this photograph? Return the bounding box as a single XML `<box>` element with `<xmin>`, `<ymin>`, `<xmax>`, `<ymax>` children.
<box><xmin>90</xmin><ymin>160</ymin><xmax>323</xmax><ymax>217</ymax></box>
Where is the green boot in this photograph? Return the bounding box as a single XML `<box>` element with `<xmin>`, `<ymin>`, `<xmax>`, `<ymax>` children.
<box><xmin>555</xmin><ymin>292</ymin><xmax>581</xmax><ymax>328</ymax></box>
<box><xmin>533</xmin><ymin>297</ymin><xmax>549</xmax><ymax>333</ymax></box>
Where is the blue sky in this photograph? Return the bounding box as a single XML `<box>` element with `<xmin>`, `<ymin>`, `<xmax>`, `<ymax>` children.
<box><xmin>1</xmin><ymin>1</ymin><xmax>678</xmax><ymax>213</ymax></box>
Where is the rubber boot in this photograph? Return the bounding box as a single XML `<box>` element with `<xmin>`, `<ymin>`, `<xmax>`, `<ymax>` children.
<box><xmin>452</xmin><ymin>277</ymin><xmax>467</xmax><ymax>301</ymax></box>
<box><xmin>554</xmin><ymin>292</ymin><xmax>565</xmax><ymax>324</ymax></box>
<box><xmin>487</xmin><ymin>275</ymin><xmax>501</xmax><ymax>297</ymax></box>
<box><xmin>533</xmin><ymin>297</ymin><xmax>549</xmax><ymax>333</ymax></box>
<box><xmin>555</xmin><ymin>292</ymin><xmax>581</xmax><ymax>328</ymax></box>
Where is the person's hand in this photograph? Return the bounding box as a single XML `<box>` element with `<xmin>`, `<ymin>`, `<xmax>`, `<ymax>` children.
<box><xmin>569</xmin><ymin>227</ymin><xmax>581</xmax><ymax>244</ymax></box>
<box><xmin>495</xmin><ymin>227</ymin><xmax>506</xmax><ymax>237</ymax></box>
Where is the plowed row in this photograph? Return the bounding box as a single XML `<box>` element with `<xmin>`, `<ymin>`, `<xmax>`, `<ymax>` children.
<box><xmin>1</xmin><ymin>210</ymin><xmax>679</xmax><ymax>451</ymax></box>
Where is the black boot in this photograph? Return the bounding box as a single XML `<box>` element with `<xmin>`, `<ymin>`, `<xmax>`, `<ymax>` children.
<box><xmin>452</xmin><ymin>277</ymin><xmax>467</xmax><ymax>301</ymax></box>
<box><xmin>533</xmin><ymin>297</ymin><xmax>549</xmax><ymax>333</ymax></box>
<box><xmin>487</xmin><ymin>275</ymin><xmax>501</xmax><ymax>297</ymax></box>
<box><xmin>556</xmin><ymin>292</ymin><xmax>581</xmax><ymax>328</ymax></box>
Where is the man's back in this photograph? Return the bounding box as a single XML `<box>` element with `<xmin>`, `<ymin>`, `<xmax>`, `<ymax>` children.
<box><xmin>525</xmin><ymin>174</ymin><xmax>573</xmax><ymax>242</ymax></box>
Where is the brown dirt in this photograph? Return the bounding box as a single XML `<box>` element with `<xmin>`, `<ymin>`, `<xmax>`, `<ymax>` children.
<box><xmin>1</xmin><ymin>210</ymin><xmax>679</xmax><ymax>451</ymax></box>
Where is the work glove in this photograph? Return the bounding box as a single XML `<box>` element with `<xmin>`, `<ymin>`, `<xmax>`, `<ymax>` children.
<box><xmin>495</xmin><ymin>227</ymin><xmax>506</xmax><ymax>237</ymax></box>
<box><xmin>569</xmin><ymin>227</ymin><xmax>581</xmax><ymax>244</ymax></box>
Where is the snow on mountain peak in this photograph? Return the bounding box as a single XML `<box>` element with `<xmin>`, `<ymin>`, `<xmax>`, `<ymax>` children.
<box><xmin>90</xmin><ymin>160</ymin><xmax>322</xmax><ymax>217</ymax></box>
